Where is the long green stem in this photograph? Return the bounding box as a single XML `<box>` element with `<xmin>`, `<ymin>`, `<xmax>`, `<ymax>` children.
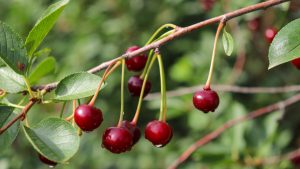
<box><xmin>132</xmin><ymin>54</ymin><xmax>158</xmax><ymax>125</ymax></box>
<box><xmin>5</xmin><ymin>102</ymin><xmax>25</xmax><ymax>109</ymax></box>
<box><xmin>23</xmin><ymin>77</ymin><xmax>34</xmax><ymax>98</ymax></box>
<box><xmin>157</xmin><ymin>53</ymin><xmax>167</xmax><ymax>122</ymax></box>
<box><xmin>204</xmin><ymin>21</ymin><xmax>225</xmax><ymax>90</ymax></box>
<box><xmin>117</xmin><ymin>59</ymin><xmax>125</xmax><ymax>127</ymax></box>
<box><xmin>59</xmin><ymin>102</ymin><xmax>67</xmax><ymax>118</ymax></box>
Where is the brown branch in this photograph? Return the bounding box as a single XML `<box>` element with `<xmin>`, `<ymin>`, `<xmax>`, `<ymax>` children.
<box><xmin>0</xmin><ymin>100</ymin><xmax>36</xmax><ymax>135</ymax></box>
<box><xmin>32</xmin><ymin>0</ymin><xmax>290</xmax><ymax>92</ymax></box>
<box><xmin>145</xmin><ymin>85</ymin><xmax>300</xmax><ymax>100</ymax></box>
<box><xmin>168</xmin><ymin>93</ymin><xmax>300</xmax><ymax>169</ymax></box>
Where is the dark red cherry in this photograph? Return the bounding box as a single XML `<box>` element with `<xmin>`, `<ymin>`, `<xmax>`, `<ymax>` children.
<box><xmin>264</xmin><ymin>27</ymin><xmax>277</xmax><ymax>43</ymax></box>
<box><xmin>193</xmin><ymin>88</ymin><xmax>219</xmax><ymax>113</ymax></box>
<box><xmin>201</xmin><ymin>0</ymin><xmax>215</xmax><ymax>12</ymax></box>
<box><xmin>38</xmin><ymin>154</ymin><xmax>57</xmax><ymax>167</ymax></box>
<box><xmin>291</xmin><ymin>57</ymin><xmax>300</xmax><ymax>69</ymax></box>
<box><xmin>125</xmin><ymin>46</ymin><xmax>148</xmax><ymax>71</ymax></box>
<box><xmin>121</xmin><ymin>120</ymin><xmax>141</xmax><ymax>145</ymax></box>
<box><xmin>291</xmin><ymin>155</ymin><xmax>300</xmax><ymax>166</ymax></box>
<box><xmin>248</xmin><ymin>17</ymin><xmax>260</xmax><ymax>31</ymax></box>
<box><xmin>74</xmin><ymin>104</ymin><xmax>103</xmax><ymax>132</ymax></box>
<box><xmin>145</xmin><ymin>120</ymin><xmax>173</xmax><ymax>147</ymax></box>
<box><xmin>128</xmin><ymin>75</ymin><xmax>151</xmax><ymax>97</ymax></box>
<box><xmin>102</xmin><ymin>127</ymin><xmax>133</xmax><ymax>153</ymax></box>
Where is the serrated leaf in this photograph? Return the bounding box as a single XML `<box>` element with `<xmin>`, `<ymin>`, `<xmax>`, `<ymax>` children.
<box><xmin>0</xmin><ymin>22</ymin><xmax>28</xmax><ymax>75</ymax></box>
<box><xmin>25</xmin><ymin>0</ymin><xmax>69</xmax><ymax>57</ymax></box>
<box><xmin>55</xmin><ymin>72</ymin><xmax>106</xmax><ymax>101</ymax></box>
<box><xmin>268</xmin><ymin>18</ymin><xmax>300</xmax><ymax>69</ymax></box>
<box><xmin>222</xmin><ymin>28</ymin><xmax>234</xmax><ymax>56</ymax></box>
<box><xmin>0</xmin><ymin>106</ymin><xmax>20</xmax><ymax>150</ymax></box>
<box><xmin>23</xmin><ymin>118</ymin><xmax>79</xmax><ymax>163</ymax></box>
<box><xmin>0</xmin><ymin>67</ymin><xmax>26</xmax><ymax>93</ymax></box>
<box><xmin>29</xmin><ymin>57</ymin><xmax>56</xmax><ymax>84</ymax></box>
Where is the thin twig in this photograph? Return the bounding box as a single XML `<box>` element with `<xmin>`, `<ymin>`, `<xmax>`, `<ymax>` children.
<box><xmin>0</xmin><ymin>100</ymin><xmax>36</xmax><ymax>135</ymax></box>
<box><xmin>168</xmin><ymin>93</ymin><xmax>300</xmax><ymax>169</ymax></box>
<box><xmin>145</xmin><ymin>85</ymin><xmax>300</xmax><ymax>100</ymax></box>
<box><xmin>32</xmin><ymin>0</ymin><xmax>290</xmax><ymax>92</ymax></box>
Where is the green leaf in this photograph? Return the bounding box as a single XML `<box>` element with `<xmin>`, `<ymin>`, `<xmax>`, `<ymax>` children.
<box><xmin>33</xmin><ymin>48</ymin><xmax>52</xmax><ymax>58</ymax></box>
<box><xmin>268</xmin><ymin>18</ymin><xmax>300</xmax><ymax>69</ymax></box>
<box><xmin>23</xmin><ymin>118</ymin><xmax>79</xmax><ymax>163</ymax></box>
<box><xmin>55</xmin><ymin>72</ymin><xmax>106</xmax><ymax>101</ymax></box>
<box><xmin>222</xmin><ymin>27</ymin><xmax>234</xmax><ymax>56</ymax></box>
<box><xmin>25</xmin><ymin>0</ymin><xmax>69</xmax><ymax>57</ymax></box>
<box><xmin>0</xmin><ymin>22</ymin><xmax>28</xmax><ymax>75</ymax></box>
<box><xmin>0</xmin><ymin>67</ymin><xmax>26</xmax><ymax>93</ymax></box>
<box><xmin>29</xmin><ymin>57</ymin><xmax>56</xmax><ymax>84</ymax></box>
<box><xmin>0</xmin><ymin>106</ymin><xmax>20</xmax><ymax>150</ymax></box>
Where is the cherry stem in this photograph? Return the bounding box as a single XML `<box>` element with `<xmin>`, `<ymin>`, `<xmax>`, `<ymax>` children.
<box><xmin>23</xmin><ymin>77</ymin><xmax>35</xmax><ymax>98</ymax></box>
<box><xmin>156</xmin><ymin>51</ymin><xmax>167</xmax><ymax>122</ymax></box>
<box><xmin>117</xmin><ymin>59</ymin><xmax>125</xmax><ymax>127</ymax></box>
<box><xmin>89</xmin><ymin>60</ymin><xmax>121</xmax><ymax>106</ymax></box>
<box><xmin>132</xmin><ymin>54</ymin><xmax>158</xmax><ymax>125</ymax></box>
<box><xmin>59</xmin><ymin>102</ymin><xmax>67</xmax><ymax>118</ymax></box>
<box><xmin>204</xmin><ymin>19</ymin><xmax>226</xmax><ymax>90</ymax></box>
<box><xmin>140</xmin><ymin>24</ymin><xmax>177</xmax><ymax>79</ymax></box>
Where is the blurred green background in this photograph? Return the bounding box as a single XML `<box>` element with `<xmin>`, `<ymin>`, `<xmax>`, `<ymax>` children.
<box><xmin>1</xmin><ymin>0</ymin><xmax>300</xmax><ymax>169</ymax></box>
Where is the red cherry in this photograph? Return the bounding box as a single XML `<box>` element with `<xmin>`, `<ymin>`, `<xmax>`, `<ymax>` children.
<box><xmin>201</xmin><ymin>0</ymin><xmax>215</xmax><ymax>12</ymax></box>
<box><xmin>291</xmin><ymin>155</ymin><xmax>300</xmax><ymax>166</ymax></box>
<box><xmin>102</xmin><ymin>127</ymin><xmax>133</xmax><ymax>153</ymax></box>
<box><xmin>74</xmin><ymin>104</ymin><xmax>103</xmax><ymax>132</ymax></box>
<box><xmin>121</xmin><ymin>120</ymin><xmax>141</xmax><ymax>145</ymax></box>
<box><xmin>264</xmin><ymin>27</ymin><xmax>278</xmax><ymax>43</ymax></box>
<box><xmin>128</xmin><ymin>75</ymin><xmax>151</xmax><ymax>97</ymax></box>
<box><xmin>145</xmin><ymin>120</ymin><xmax>173</xmax><ymax>147</ymax></box>
<box><xmin>38</xmin><ymin>154</ymin><xmax>57</xmax><ymax>167</ymax></box>
<box><xmin>248</xmin><ymin>18</ymin><xmax>260</xmax><ymax>31</ymax></box>
<box><xmin>193</xmin><ymin>88</ymin><xmax>219</xmax><ymax>113</ymax></box>
<box><xmin>125</xmin><ymin>46</ymin><xmax>148</xmax><ymax>71</ymax></box>
<box><xmin>291</xmin><ymin>58</ymin><xmax>300</xmax><ymax>69</ymax></box>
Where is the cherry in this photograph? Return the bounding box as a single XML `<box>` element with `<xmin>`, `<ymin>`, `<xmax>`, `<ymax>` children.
<box><xmin>102</xmin><ymin>127</ymin><xmax>133</xmax><ymax>153</ymax></box>
<box><xmin>74</xmin><ymin>104</ymin><xmax>103</xmax><ymax>132</ymax></box>
<box><xmin>128</xmin><ymin>75</ymin><xmax>151</xmax><ymax>97</ymax></box>
<box><xmin>291</xmin><ymin>57</ymin><xmax>300</xmax><ymax>69</ymax></box>
<box><xmin>264</xmin><ymin>27</ymin><xmax>277</xmax><ymax>43</ymax></box>
<box><xmin>125</xmin><ymin>46</ymin><xmax>148</xmax><ymax>71</ymax></box>
<box><xmin>193</xmin><ymin>88</ymin><xmax>219</xmax><ymax>113</ymax></box>
<box><xmin>38</xmin><ymin>154</ymin><xmax>57</xmax><ymax>167</ymax></box>
<box><xmin>201</xmin><ymin>0</ymin><xmax>215</xmax><ymax>12</ymax></box>
<box><xmin>291</xmin><ymin>155</ymin><xmax>300</xmax><ymax>166</ymax></box>
<box><xmin>248</xmin><ymin>18</ymin><xmax>260</xmax><ymax>31</ymax></box>
<box><xmin>121</xmin><ymin>120</ymin><xmax>141</xmax><ymax>145</ymax></box>
<box><xmin>145</xmin><ymin>120</ymin><xmax>173</xmax><ymax>147</ymax></box>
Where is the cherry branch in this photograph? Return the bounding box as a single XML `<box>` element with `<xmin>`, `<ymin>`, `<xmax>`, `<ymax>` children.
<box><xmin>0</xmin><ymin>99</ymin><xmax>37</xmax><ymax>135</ymax></box>
<box><xmin>168</xmin><ymin>93</ymin><xmax>300</xmax><ymax>169</ymax></box>
<box><xmin>32</xmin><ymin>0</ymin><xmax>290</xmax><ymax>92</ymax></box>
<box><xmin>145</xmin><ymin>85</ymin><xmax>300</xmax><ymax>100</ymax></box>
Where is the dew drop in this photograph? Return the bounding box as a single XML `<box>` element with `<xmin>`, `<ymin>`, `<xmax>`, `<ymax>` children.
<box><xmin>48</xmin><ymin>165</ymin><xmax>55</xmax><ymax>168</ymax></box>
<box><xmin>155</xmin><ymin>144</ymin><xmax>163</xmax><ymax>148</ymax></box>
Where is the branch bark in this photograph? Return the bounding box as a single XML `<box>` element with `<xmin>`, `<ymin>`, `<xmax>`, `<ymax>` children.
<box><xmin>32</xmin><ymin>0</ymin><xmax>290</xmax><ymax>92</ymax></box>
<box><xmin>168</xmin><ymin>93</ymin><xmax>300</xmax><ymax>169</ymax></box>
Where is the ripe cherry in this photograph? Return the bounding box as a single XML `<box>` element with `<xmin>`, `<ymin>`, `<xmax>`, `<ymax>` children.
<box><xmin>74</xmin><ymin>104</ymin><xmax>103</xmax><ymax>132</ymax></box>
<box><xmin>145</xmin><ymin>120</ymin><xmax>173</xmax><ymax>147</ymax></box>
<box><xmin>38</xmin><ymin>154</ymin><xmax>57</xmax><ymax>167</ymax></box>
<box><xmin>248</xmin><ymin>18</ymin><xmax>260</xmax><ymax>31</ymax></box>
<box><xmin>125</xmin><ymin>46</ymin><xmax>148</xmax><ymax>71</ymax></box>
<box><xmin>102</xmin><ymin>127</ymin><xmax>133</xmax><ymax>153</ymax></box>
<box><xmin>264</xmin><ymin>27</ymin><xmax>277</xmax><ymax>43</ymax></box>
<box><xmin>121</xmin><ymin>120</ymin><xmax>141</xmax><ymax>145</ymax></box>
<box><xmin>291</xmin><ymin>155</ymin><xmax>300</xmax><ymax>166</ymax></box>
<box><xmin>193</xmin><ymin>88</ymin><xmax>219</xmax><ymax>113</ymax></box>
<box><xmin>201</xmin><ymin>0</ymin><xmax>215</xmax><ymax>12</ymax></box>
<box><xmin>291</xmin><ymin>57</ymin><xmax>300</xmax><ymax>69</ymax></box>
<box><xmin>128</xmin><ymin>75</ymin><xmax>151</xmax><ymax>97</ymax></box>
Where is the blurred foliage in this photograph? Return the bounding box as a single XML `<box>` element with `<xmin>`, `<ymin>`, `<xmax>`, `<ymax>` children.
<box><xmin>0</xmin><ymin>0</ymin><xmax>300</xmax><ymax>169</ymax></box>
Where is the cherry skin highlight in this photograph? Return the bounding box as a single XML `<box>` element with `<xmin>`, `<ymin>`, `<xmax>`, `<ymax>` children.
<box><xmin>128</xmin><ymin>75</ymin><xmax>151</xmax><ymax>97</ymax></box>
<box><xmin>264</xmin><ymin>27</ymin><xmax>277</xmax><ymax>43</ymax></box>
<box><xmin>38</xmin><ymin>154</ymin><xmax>57</xmax><ymax>167</ymax></box>
<box><xmin>121</xmin><ymin>120</ymin><xmax>141</xmax><ymax>145</ymax></box>
<box><xmin>291</xmin><ymin>57</ymin><xmax>300</xmax><ymax>69</ymax></box>
<box><xmin>125</xmin><ymin>46</ymin><xmax>148</xmax><ymax>71</ymax></box>
<box><xmin>102</xmin><ymin>127</ymin><xmax>133</xmax><ymax>153</ymax></box>
<box><xmin>145</xmin><ymin>120</ymin><xmax>173</xmax><ymax>147</ymax></box>
<box><xmin>74</xmin><ymin>104</ymin><xmax>103</xmax><ymax>132</ymax></box>
<box><xmin>193</xmin><ymin>88</ymin><xmax>219</xmax><ymax>113</ymax></box>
